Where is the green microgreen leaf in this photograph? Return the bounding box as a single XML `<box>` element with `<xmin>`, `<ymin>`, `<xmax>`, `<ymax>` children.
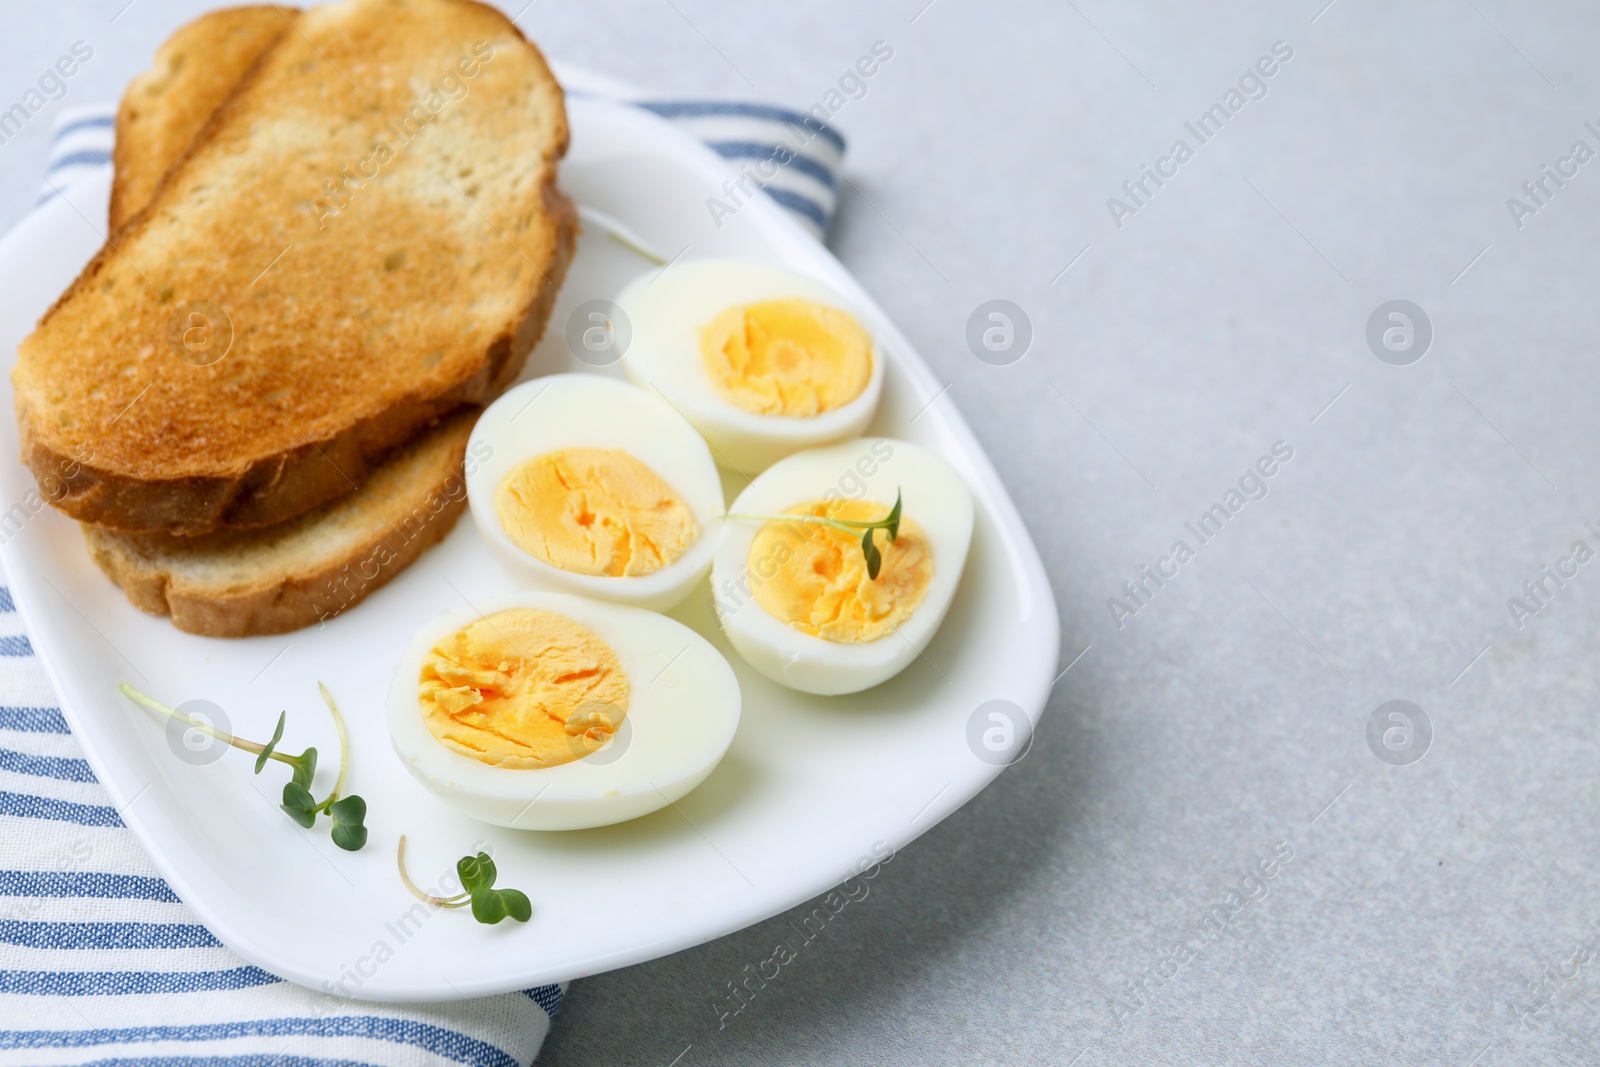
<box><xmin>290</xmin><ymin>748</ymin><xmax>318</xmax><ymax>791</ymax></box>
<box><xmin>496</xmin><ymin>887</ymin><xmax>533</xmax><ymax>923</ymax></box>
<box><xmin>281</xmin><ymin>781</ymin><xmax>317</xmax><ymax>827</ymax></box>
<box><xmin>469</xmin><ymin>886</ymin><xmax>509</xmax><ymax>924</ymax></box>
<box><xmin>884</xmin><ymin>489</ymin><xmax>902</xmax><ymax>542</ymax></box>
<box><xmin>329</xmin><ymin>793</ymin><xmax>365</xmax><ymax>823</ymax></box>
<box><xmin>329</xmin><ymin>794</ymin><xmax>368</xmax><ymax>852</ymax></box>
<box><xmin>458</xmin><ymin>852</ymin><xmax>497</xmax><ymax>894</ymax></box>
<box><xmin>861</xmin><ymin>528</ymin><xmax>882</xmax><ymax>580</ymax></box>
<box><xmin>254</xmin><ymin>712</ymin><xmax>286</xmax><ymax>774</ymax></box>
<box><xmin>469</xmin><ymin>885</ymin><xmax>533</xmax><ymax>925</ymax></box>
<box><xmin>330</xmin><ymin>824</ymin><xmax>367</xmax><ymax>852</ymax></box>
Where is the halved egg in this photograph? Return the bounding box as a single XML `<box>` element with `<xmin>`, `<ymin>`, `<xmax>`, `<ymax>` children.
<box><xmin>387</xmin><ymin>592</ymin><xmax>741</xmax><ymax>830</ymax></box>
<box><xmin>465</xmin><ymin>374</ymin><xmax>724</xmax><ymax>612</ymax></box>
<box><xmin>617</xmin><ymin>258</ymin><xmax>885</xmax><ymax>474</ymax></box>
<box><xmin>711</xmin><ymin>438</ymin><xmax>974</xmax><ymax>695</ymax></box>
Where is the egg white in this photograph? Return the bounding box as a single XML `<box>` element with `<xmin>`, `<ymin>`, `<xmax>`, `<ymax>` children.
<box><xmin>465</xmin><ymin>374</ymin><xmax>724</xmax><ymax>612</ymax></box>
<box><xmin>387</xmin><ymin>592</ymin><xmax>742</xmax><ymax>831</ymax></box>
<box><xmin>711</xmin><ymin>438</ymin><xmax>974</xmax><ymax>695</ymax></box>
<box><xmin>616</xmin><ymin>258</ymin><xmax>885</xmax><ymax>474</ymax></box>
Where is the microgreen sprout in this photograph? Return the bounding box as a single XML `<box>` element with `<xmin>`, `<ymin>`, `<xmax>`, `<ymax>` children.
<box><xmin>727</xmin><ymin>488</ymin><xmax>903</xmax><ymax>579</ymax></box>
<box><xmin>118</xmin><ymin>681</ymin><xmax>368</xmax><ymax>851</ymax></box>
<box><xmin>397</xmin><ymin>835</ymin><xmax>532</xmax><ymax>925</ymax></box>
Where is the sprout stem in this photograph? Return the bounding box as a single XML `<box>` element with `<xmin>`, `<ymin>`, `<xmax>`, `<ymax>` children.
<box><xmin>725</xmin><ymin>512</ymin><xmax>891</xmax><ymax>534</ymax></box>
<box><xmin>725</xmin><ymin>489</ymin><xmax>902</xmax><ymax>539</ymax></box>
<box><xmin>118</xmin><ymin>683</ymin><xmax>293</xmax><ymax>765</ymax></box>
<box><xmin>318</xmin><ymin>681</ymin><xmax>350</xmax><ymax>805</ymax></box>
<box><xmin>396</xmin><ymin>835</ymin><xmax>470</xmax><ymax>909</ymax></box>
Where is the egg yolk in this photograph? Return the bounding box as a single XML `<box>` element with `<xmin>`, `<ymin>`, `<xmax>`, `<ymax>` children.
<box><xmin>418</xmin><ymin>608</ymin><xmax>629</xmax><ymax>768</ymax></box>
<box><xmin>699</xmin><ymin>299</ymin><xmax>873</xmax><ymax>417</ymax></box>
<box><xmin>495</xmin><ymin>448</ymin><xmax>698</xmax><ymax>577</ymax></box>
<box><xmin>747</xmin><ymin>499</ymin><xmax>932</xmax><ymax>643</ymax></box>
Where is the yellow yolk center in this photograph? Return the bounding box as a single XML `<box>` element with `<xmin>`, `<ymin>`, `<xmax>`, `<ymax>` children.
<box><xmin>495</xmin><ymin>448</ymin><xmax>698</xmax><ymax>577</ymax></box>
<box><xmin>418</xmin><ymin>608</ymin><xmax>629</xmax><ymax>768</ymax></box>
<box><xmin>699</xmin><ymin>298</ymin><xmax>873</xmax><ymax>417</ymax></box>
<box><xmin>748</xmin><ymin>498</ymin><xmax>932</xmax><ymax>643</ymax></box>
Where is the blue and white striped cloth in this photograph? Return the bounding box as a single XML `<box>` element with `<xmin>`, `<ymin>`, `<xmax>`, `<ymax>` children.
<box><xmin>3</xmin><ymin>91</ymin><xmax>843</xmax><ymax>1064</ymax></box>
<box><xmin>627</xmin><ymin>100</ymin><xmax>844</xmax><ymax>237</ymax></box>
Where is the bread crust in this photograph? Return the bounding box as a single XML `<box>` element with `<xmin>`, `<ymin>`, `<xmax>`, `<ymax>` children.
<box><xmin>83</xmin><ymin>411</ymin><xmax>478</xmax><ymax>636</ymax></box>
<box><xmin>17</xmin><ymin>0</ymin><xmax>576</xmax><ymax>536</ymax></box>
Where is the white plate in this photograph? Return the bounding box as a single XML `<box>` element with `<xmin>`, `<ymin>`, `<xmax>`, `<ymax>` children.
<box><xmin>0</xmin><ymin>95</ymin><xmax>1058</xmax><ymax>1001</ymax></box>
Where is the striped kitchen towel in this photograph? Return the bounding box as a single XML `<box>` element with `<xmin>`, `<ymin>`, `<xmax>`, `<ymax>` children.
<box><xmin>2</xmin><ymin>93</ymin><xmax>843</xmax><ymax>1065</ymax></box>
<box><xmin>0</xmin><ymin>579</ymin><xmax>567</xmax><ymax>1067</ymax></box>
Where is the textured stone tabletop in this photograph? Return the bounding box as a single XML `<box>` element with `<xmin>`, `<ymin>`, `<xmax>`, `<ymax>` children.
<box><xmin>6</xmin><ymin>2</ymin><xmax>1600</xmax><ymax>1064</ymax></box>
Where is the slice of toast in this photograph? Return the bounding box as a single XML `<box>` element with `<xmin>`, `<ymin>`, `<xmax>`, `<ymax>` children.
<box><xmin>85</xmin><ymin>409</ymin><xmax>476</xmax><ymax>637</ymax></box>
<box><xmin>16</xmin><ymin>0</ymin><xmax>576</xmax><ymax>535</ymax></box>
<box><xmin>79</xmin><ymin>5</ymin><xmax>493</xmax><ymax>637</ymax></box>
<box><xmin>111</xmin><ymin>6</ymin><xmax>291</xmax><ymax>232</ymax></box>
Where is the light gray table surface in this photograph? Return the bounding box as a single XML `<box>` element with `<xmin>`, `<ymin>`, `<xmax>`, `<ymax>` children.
<box><xmin>7</xmin><ymin>2</ymin><xmax>1600</xmax><ymax>1064</ymax></box>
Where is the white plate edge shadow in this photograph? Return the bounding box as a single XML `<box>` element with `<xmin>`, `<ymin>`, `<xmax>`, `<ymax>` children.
<box><xmin>0</xmin><ymin>92</ymin><xmax>1060</xmax><ymax>1000</ymax></box>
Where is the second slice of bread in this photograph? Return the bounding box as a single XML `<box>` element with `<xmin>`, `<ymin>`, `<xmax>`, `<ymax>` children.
<box><xmin>111</xmin><ymin>5</ymin><xmax>291</xmax><ymax>232</ymax></box>
<box><xmin>85</xmin><ymin>409</ymin><xmax>478</xmax><ymax>636</ymax></box>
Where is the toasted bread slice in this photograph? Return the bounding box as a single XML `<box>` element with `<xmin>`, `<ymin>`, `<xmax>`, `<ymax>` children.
<box><xmin>111</xmin><ymin>6</ymin><xmax>292</xmax><ymax>231</ymax></box>
<box><xmin>17</xmin><ymin>0</ymin><xmax>576</xmax><ymax>535</ymax></box>
<box><xmin>84</xmin><ymin>7</ymin><xmax>487</xmax><ymax>637</ymax></box>
<box><xmin>85</xmin><ymin>409</ymin><xmax>476</xmax><ymax>636</ymax></box>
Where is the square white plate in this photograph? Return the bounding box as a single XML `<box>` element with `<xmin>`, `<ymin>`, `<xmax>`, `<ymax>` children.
<box><xmin>0</xmin><ymin>94</ymin><xmax>1058</xmax><ymax>1001</ymax></box>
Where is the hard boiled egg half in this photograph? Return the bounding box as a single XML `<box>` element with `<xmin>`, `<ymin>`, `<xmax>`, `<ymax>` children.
<box><xmin>712</xmin><ymin>438</ymin><xmax>974</xmax><ymax>695</ymax></box>
<box><xmin>465</xmin><ymin>374</ymin><xmax>724</xmax><ymax>612</ymax></box>
<box><xmin>617</xmin><ymin>258</ymin><xmax>884</xmax><ymax>473</ymax></box>
<box><xmin>388</xmin><ymin>592</ymin><xmax>741</xmax><ymax>830</ymax></box>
